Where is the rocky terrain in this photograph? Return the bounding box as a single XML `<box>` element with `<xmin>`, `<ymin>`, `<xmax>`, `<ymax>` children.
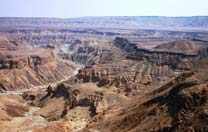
<box><xmin>0</xmin><ymin>17</ymin><xmax>208</xmax><ymax>132</ymax></box>
<box><xmin>84</xmin><ymin>70</ymin><xmax>208</xmax><ymax>132</ymax></box>
<box><xmin>0</xmin><ymin>35</ymin><xmax>77</xmax><ymax>91</ymax></box>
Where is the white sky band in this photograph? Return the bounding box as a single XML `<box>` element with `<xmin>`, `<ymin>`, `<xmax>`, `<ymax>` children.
<box><xmin>0</xmin><ymin>0</ymin><xmax>208</xmax><ymax>18</ymax></box>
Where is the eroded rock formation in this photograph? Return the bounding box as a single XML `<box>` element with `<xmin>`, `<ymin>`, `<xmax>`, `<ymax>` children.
<box><xmin>83</xmin><ymin>71</ymin><xmax>208</xmax><ymax>132</ymax></box>
<box><xmin>114</xmin><ymin>37</ymin><xmax>202</xmax><ymax>70</ymax></box>
<box><xmin>0</xmin><ymin>36</ymin><xmax>76</xmax><ymax>91</ymax></box>
<box><xmin>0</xmin><ymin>17</ymin><xmax>208</xmax><ymax>132</ymax></box>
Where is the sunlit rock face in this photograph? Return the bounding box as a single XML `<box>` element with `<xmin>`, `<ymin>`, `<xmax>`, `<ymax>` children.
<box><xmin>83</xmin><ymin>71</ymin><xmax>208</xmax><ymax>132</ymax></box>
<box><xmin>0</xmin><ymin>95</ymin><xmax>73</xmax><ymax>132</ymax></box>
<box><xmin>113</xmin><ymin>37</ymin><xmax>202</xmax><ymax>70</ymax></box>
<box><xmin>0</xmin><ymin>36</ymin><xmax>76</xmax><ymax>91</ymax></box>
<box><xmin>72</xmin><ymin>37</ymin><xmax>208</xmax><ymax>99</ymax></box>
<box><xmin>76</xmin><ymin>60</ymin><xmax>176</xmax><ymax>97</ymax></box>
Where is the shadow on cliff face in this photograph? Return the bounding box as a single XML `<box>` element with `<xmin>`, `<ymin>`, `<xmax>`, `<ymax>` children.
<box><xmin>145</xmin><ymin>80</ymin><xmax>199</xmax><ymax>117</ymax></box>
<box><xmin>155</xmin><ymin>81</ymin><xmax>208</xmax><ymax>132</ymax></box>
<box><xmin>23</xmin><ymin>83</ymin><xmax>78</xmax><ymax>121</ymax></box>
<box><xmin>38</xmin><ymin>84</ymin><xmax>72</xmax><ymax>104</ymax></box>
<box><xmin>23</xmin><ymin>83</ymin><xmax>103</xmax><ymax>121</ymax></box>
<box><xmin>83</xmin><ymin>72</ymin><xmax>208</xmax><ymax>132</ymax></box>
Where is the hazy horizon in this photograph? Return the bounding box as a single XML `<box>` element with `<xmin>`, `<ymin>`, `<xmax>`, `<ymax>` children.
<box><xmin>1</xmin><ymin>16</ymin><xmax>208</xmax><ymax>19</ymax></box>
<box><xmin>1</xmin><ymin>0</ymin><xmax>208</xmax><ymax>18</ymax></box>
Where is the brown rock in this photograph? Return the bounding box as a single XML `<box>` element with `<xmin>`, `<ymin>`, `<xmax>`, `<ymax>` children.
<box><xmin>33</xmin><ymin>121</ymin><xmax>72</xmax><ymax>132</ymax></box>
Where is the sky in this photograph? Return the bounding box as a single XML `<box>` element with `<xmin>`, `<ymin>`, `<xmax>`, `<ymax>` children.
<box><xmin>0</xmin><ymin>0</ymin><xmax>208</xmax><ymax>18</ymax></box>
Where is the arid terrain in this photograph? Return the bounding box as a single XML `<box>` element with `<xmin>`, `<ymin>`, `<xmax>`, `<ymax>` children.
<box><xmin>0</xmin><ymin>17</ymin><xmax>208</xmax><ymax>132</ymax></box>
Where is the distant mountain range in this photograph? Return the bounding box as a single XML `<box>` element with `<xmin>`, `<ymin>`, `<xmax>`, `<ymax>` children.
<box><xmin>0</xmin><ymin>16</ymin><xmax>208</xmax><ymax>31</ymax></box>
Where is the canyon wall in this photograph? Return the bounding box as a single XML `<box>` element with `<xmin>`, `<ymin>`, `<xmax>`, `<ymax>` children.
<box><xmin>0</xmin><ymin>36</ymin><xmax>76</xmax><ymax>91</ymax></box>
<box><xmin>114</xmin><ymin>37</ymin><xmax>206</xmax><ymax>70</ymax></box>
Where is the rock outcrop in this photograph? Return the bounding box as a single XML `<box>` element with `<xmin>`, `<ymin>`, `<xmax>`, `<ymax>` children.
<box><xmin>114</xmin><ymin>37</ymin><xmax>202</xmax><ymax>70</ymax></box>
<box><xmin>60</xmin><ymin>38</ymin><xmax>124</xmax><ymax>66</ymax></box>
<box><xmin>0</xmin><ymin>36</ymin><xmax>76</xmax><ymax>91</ymax></box>
<box><xmin>83</xmin><ymin>71</ymin><xmax>208</xmax><ymax>132</ymax></box>
<box><xmin>0</xmin><ymin>95</ymin><xmax>72</xmax><ymax>132</ymax></box>
<box><xmin>76</xmin><ymin>61</ymin><xmax>175</xmax><ymax>97</ymax></box>
<box><xmin>23</xmin><ymin>84</ymin><xmax>78</xmax><ymax>121</ymax></box>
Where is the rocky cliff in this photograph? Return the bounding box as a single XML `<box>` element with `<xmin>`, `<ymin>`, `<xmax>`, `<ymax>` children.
<box><xmin>114</xmin><ymin>37</ymin><xmax>208</xmax><ymax>70</ymax></box>
<box><xmin>76</xmin><ymin>60</ymin><xmax>175</xmax><ymax>96</ymax></box>
<box><xmin>83</xmin><ymin>71</ymin><xmax>208</xmax><ymax>132</ymax></box>
<box><xmin>0</xmin><ymin>36</ymin><xmax>76</xmax><ymax>91</ymax></box>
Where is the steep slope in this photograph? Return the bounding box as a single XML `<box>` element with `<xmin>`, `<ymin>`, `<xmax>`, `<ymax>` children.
<box><xmin>0</xmin><ymin>36</ymin><xmax>76</xmax><ymax>91</ymax></box>
<box><xmin>84</xmin><ymin>70</ymin><xmax>208</xmax><ymax>132</ymax></box>
<box><xmin>0</xmin><ymin>95</ymin><xmax>72</xmax><ymax>132</ymax></box>
<box><xmin>154</xmin><ymin>40</ymin><xmax>207</xmax><ymax>54</ymax></box>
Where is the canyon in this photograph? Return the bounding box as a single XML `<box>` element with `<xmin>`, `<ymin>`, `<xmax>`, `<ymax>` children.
<box><xmin>0</xmin><ymin>17</ymin><xmax>208</xmax><ymax>132</ymax></box>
